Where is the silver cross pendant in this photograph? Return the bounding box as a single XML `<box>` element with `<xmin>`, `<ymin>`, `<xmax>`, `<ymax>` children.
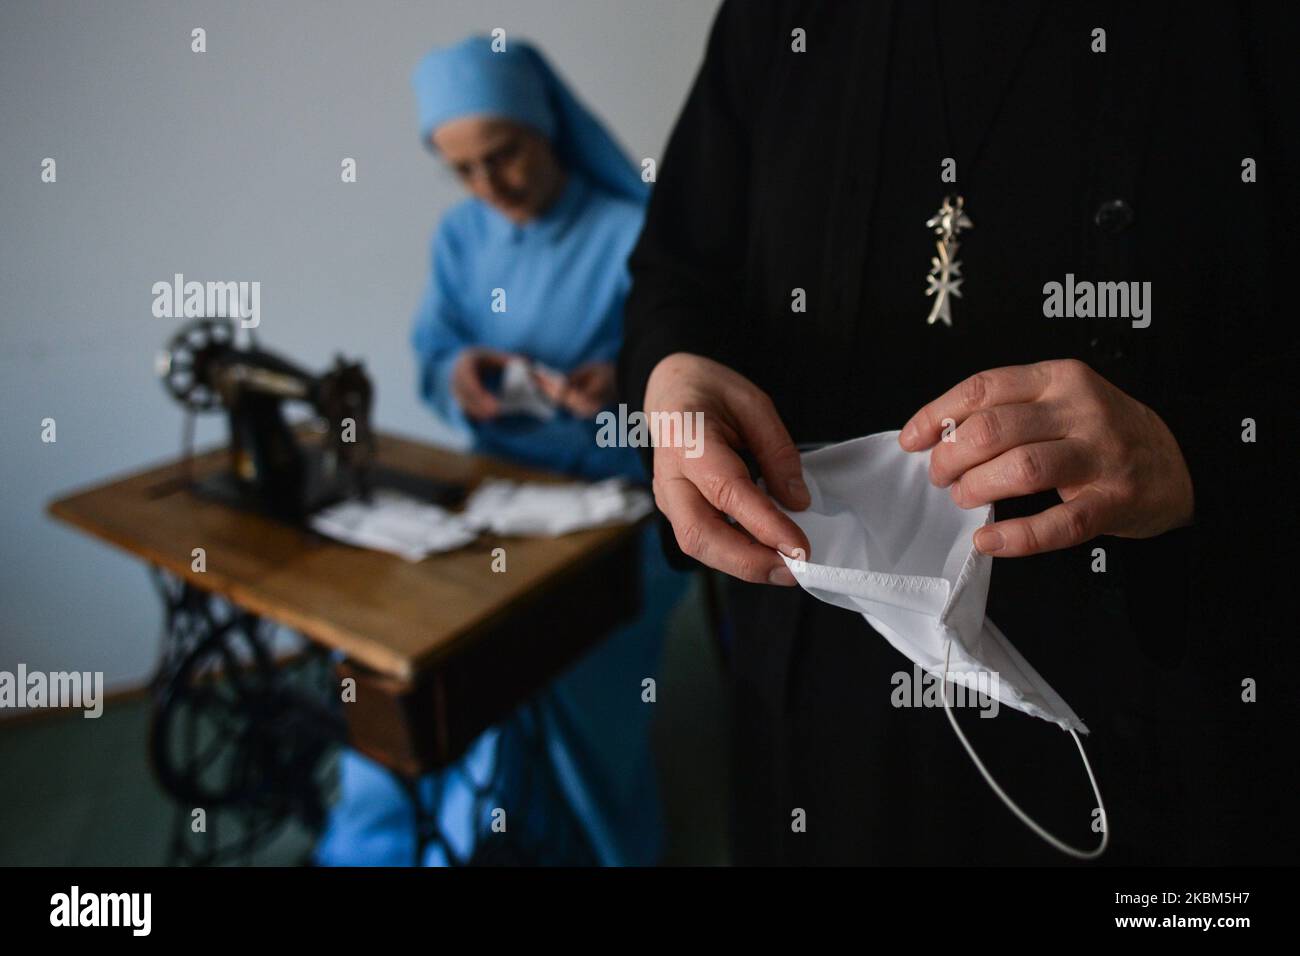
<box><xmin>924</xmin><ymin>195</ymin><xmax>973</xmax><ymax>327</ymax></box>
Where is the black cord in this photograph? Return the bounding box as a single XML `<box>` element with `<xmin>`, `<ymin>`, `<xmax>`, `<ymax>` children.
<box><xmin>930</xmin><ymin>0</ymin><xmax>1049</xmax><ymax>196</ymax></box>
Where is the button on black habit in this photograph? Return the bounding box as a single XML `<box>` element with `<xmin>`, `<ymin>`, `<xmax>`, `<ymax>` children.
<box><xmin>1094</xmin><ymin>198</ymin><xmax>1135</xmax><ymax>235</ymax></box>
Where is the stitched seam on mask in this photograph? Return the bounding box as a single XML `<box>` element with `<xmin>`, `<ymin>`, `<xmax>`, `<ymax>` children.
<box><xmin>795</xmin><ymin>563</ymin><xmax>946</xmax><ymax>590</ymax></box>
<box><xmin>940</xmin><ymin>508</ymin><xmax>994</xmax><ymax>620</ymax></box>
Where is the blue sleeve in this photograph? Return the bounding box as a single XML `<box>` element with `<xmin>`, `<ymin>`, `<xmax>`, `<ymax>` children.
<box><xmin>410</xmin><ymin>222</ymin><xmax>470</xmax><ymax>432</ymax></box>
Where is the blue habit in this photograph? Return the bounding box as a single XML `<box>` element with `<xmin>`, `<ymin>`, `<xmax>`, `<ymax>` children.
<box><xmin>314</xmin><ymin>37</ymin><xmax>685</xmax><ymax>867</ymax></box>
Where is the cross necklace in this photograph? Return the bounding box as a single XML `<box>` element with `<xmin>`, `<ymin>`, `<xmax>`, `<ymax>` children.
<box><xmin>924</xmin><ymin>195</ymin><xmax>972</xmax><ymax>327</ymax></box>
<box><xmin>923</xmin><ymin>0</ymin><xmax>1046</xmax><ymax>327</ymax></box>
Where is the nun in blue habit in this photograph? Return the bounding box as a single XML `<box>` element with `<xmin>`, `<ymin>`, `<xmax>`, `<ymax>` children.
<box><xmin>312</xmin><ymin>37</ymin><xmax>688</xmax><ymax>867</ymax></box>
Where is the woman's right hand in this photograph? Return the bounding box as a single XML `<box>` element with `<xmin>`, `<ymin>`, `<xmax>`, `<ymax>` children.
<box><xmin>644</xmin><ymin>352</ymin><xmax>811</xmax><ymax>585</ymax></box>
<box><xmin>450</xmin><ymin>346</ymin><xmax>517</xmax><ymax>420</ymax></box>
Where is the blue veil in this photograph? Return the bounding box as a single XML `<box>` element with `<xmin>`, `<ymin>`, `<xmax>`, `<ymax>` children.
<box><xmin>411</xmin><ymin>36</ymin><xmax>648</xmax><ymax>203</ymax></box>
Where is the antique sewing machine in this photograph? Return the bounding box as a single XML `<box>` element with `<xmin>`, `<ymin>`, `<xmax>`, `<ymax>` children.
<box><xmin>155</xmin><ymin>316</ymin><xmax>459</xmax><ymax>523</ymax></box>
<box><xmin>38</xmin><ymin>316</ymin><xmax>641</xmax><ymax>863</ymax></box>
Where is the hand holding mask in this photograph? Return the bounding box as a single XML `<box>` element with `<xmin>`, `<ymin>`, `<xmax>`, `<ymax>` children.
<box><xmin>774</xmin><ymin>431</ymin><xmax>1109</xmax><ymax>859</ymax></box>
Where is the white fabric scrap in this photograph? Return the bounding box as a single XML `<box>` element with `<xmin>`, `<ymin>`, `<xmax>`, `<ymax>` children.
<box><xmin>309</xmin><ymin>479</ymin><xmax>652</xmax><ymax>561</ymax></box>
<box><xmin>309</xmin><ymin>490</ymin><xmax>477</xmax><ymax>562</ymax></box>
<box><xmin>460</xmin><ymin>478</ymin><xmax>653</xmax><ymax>537</ymax></box>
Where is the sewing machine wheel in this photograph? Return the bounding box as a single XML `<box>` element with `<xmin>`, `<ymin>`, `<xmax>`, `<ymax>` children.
<box><xmin>157</xmin><ymin>317</ymin><xmax>236</xmax><ymax>411</ymax></box>
<box><xmin>149</xmin><ymin>609</ymin><xmax>342</xmax><ymax>824</ymax></box>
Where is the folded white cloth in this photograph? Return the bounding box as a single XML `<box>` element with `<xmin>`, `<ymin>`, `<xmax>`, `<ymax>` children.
<box><xmin>309</xmin><ymin>490</ymin><xmax>477</xmax><ymax>562</ymax></box>
<box><xmin>309</xmin><ymin>479</ymin><xmax>652</xmax><ymax>560</ymax></box>
<box><xmin>460</xmin><ymin>478</ymin><xmax>653</xmax><ymax>537</ymax></box>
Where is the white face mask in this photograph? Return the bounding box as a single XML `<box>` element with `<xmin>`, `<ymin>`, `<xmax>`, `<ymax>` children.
<box><xmin>774</xmin><ymin>432</ymin><xmax>1109</xmax><ymax>859</ymax></box>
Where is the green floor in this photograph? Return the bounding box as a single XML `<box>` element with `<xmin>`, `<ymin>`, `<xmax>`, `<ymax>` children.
<box><xmin>0</xmin><ymin>576</ymin><xmax>730</xmax><ymax>866</ymax></box>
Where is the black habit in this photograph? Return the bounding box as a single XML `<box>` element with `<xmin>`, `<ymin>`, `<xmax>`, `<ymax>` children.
<box><xmin>619</xmin><ymin>0</ymin><xmax>1300</xmax><ymax>864</ymax></box>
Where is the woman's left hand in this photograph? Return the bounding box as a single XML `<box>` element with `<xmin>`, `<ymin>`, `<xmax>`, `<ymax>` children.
<box><xmin>553</xmin><ymin>361</ymin><xmax>617</xmax><ymax>418</ymax></box>
<box><xmin>900</xmin><ymin>358</ymin><xmax>1196</xmax><ymax>557</ymax></box>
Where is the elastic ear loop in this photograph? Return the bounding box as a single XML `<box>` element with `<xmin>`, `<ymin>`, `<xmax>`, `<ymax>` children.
<box><xmin>941</xmin><ymin>639</ymin><xmax>1109</xmax><ymax>860</ymax></box>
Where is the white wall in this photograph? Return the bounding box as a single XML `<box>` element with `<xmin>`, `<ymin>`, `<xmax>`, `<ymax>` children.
<box><xmin>0</xmin><ymin>0</ymin><xmax>720</xmax><ymax>703</ymax></box>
